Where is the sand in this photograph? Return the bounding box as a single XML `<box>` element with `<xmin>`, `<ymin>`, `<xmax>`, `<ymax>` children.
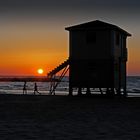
<box><xmin>0</xmin><ymin>94</ymin><xmax>140</xmax><ymax>139</ymax></box>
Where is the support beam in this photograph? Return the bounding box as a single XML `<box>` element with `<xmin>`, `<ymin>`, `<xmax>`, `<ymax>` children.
<box><xmin>99</xmin><ymin>88</ymin><xmax>103</xmax><ymax>95</ymax></box>
<box><xmin>86</xmin><ymin>87</ymin><xmax>91</xmax><ymax>95</ymax></box>
<box><xmin>78</xmin><ymin>87</ymin><xmax>82</xmax><ymax>95</ymax></box>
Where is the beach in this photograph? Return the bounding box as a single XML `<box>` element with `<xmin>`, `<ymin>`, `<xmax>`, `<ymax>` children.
<box><xmin>0</xmin><ymin>94</ymin><xmax>140</xmax><ymax>139</ymax></box>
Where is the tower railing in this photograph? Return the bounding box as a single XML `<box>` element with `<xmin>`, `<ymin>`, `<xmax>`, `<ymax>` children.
<box><xmin>47</xmin><ymin>58</ymin><xmax>69</xmax><ymax>95</ymax></box>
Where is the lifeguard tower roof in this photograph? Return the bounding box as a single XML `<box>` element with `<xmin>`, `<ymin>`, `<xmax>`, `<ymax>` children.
<box><xmin>65</xmin><ymin>20</ymin><xmax>131</xmax><ymax>36</ymax></box>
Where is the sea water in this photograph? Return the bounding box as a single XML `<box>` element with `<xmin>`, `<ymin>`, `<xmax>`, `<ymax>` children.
<box><xmin>0</xmin><ymin>76</ymin><xmax>69</xmax><ymax>95</ymax></box>
<box><xmin>0</xmin><ymin>76</ymin><xmax>140</xmax><ymax>96</ymax></box>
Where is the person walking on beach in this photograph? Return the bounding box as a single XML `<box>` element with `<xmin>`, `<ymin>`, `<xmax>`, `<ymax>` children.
<box><xmin>23</xmin><ymin>81</ymin><xmax>27</xmax><ymax>94</ymax></box>
<box><xmin>34</xmin><ymin>82</ymin><xmax>40</xmax><ymax>95</ymax></box>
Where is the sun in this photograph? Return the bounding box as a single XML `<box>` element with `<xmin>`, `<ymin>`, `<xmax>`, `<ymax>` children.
<box><xmin>37</xmin><ymin>68</ymin><xmax>44</xmax><ymax>74</ymax></box>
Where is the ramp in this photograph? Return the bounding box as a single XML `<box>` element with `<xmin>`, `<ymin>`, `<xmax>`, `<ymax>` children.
<box><xmin>47</xmin><ymin>58</ymin><xmax>69</xmax><ymax>95</ymax></box>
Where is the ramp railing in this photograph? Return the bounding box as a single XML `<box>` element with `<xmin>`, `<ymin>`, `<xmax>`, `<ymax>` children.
<box><xmin>47</xmin><ymin>58</ymin><xmax>69</xmax><ymax>95</ymax></box>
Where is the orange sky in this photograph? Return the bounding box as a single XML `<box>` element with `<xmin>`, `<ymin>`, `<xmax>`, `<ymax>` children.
<box><xmin>0</xmin><ymin>0</ymin><xmax>140</xmax><ymax>76</ymax></box>
<box><xmin>0</xmin><ymin>20</ymin><xmax>139</xmax><ymax>76</ymax></box>
<box><xmin>0</xmin><ymin>21</ymin><xmax>68</xmax><ymax>76</ymax></box>
<box><xmin>128</xmin><ymin>39</ymin><xmax>140</xmax><ymax>75</ymax></box>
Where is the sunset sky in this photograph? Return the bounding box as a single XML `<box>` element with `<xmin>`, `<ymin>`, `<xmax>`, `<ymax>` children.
<box><xmin>0</xmin><ymin>0</ymin><xmax>140</xmax><ymax>76</ymax></box>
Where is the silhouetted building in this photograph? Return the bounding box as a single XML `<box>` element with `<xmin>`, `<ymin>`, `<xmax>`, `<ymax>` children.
<box><xmin>65</xmin><ymin>20</ymin><xmax>131</xmax><ymax>96</ymax></box>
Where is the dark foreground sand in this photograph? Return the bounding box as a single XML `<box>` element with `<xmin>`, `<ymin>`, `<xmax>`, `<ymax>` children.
<box><xmin>0</xmin><ymin>94</ymin><xmax>140</xmax><ymax>140</ymax></box>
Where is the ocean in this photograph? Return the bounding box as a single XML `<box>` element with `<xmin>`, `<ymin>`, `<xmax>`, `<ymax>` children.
<box><xmin>0</xmin><ymin>76</ymin><xmax>69</xmax><ymax>95</ymax></box>
<box><xmin>0</xmin><ymin>76</ymin><xmax>140</xmax><ymax>96</ymax></box>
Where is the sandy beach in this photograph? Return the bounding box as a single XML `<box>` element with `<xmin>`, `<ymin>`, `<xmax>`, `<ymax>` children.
<box><xmin>0</xmin><ymin>94</ymin><xmax>140</xmax><ymax>139</ymax></box>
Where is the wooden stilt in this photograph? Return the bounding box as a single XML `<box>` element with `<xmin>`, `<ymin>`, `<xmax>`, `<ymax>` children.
<box><xmin>106</xmin><ymin>88</ymin><xmax>110</xmax><ymax>95</ymax></box>
<box><xmin>78</xmin><ymin>87</ymin><xmax>82</xmax><ymax>95</ymax></box>
<box><xmin>116</xmin><ymin>87</ymin><xmax>121</xmax><ymax>96</ymax></box>
<box><xmin>86</xmin><ymin>87</ymin><xmax>91</xmax><ymax>95</ymax></box>
<box><xmin>124</xmin><ymin>63</ymin><xmax>127</xmax><ymax>97</ymax></box>
<box><xmin>69</xmin><ymin>86</ymin><xmax>73</xmax><ymax>96</ymax></box>
<box><xmin>99</xmin><ymin>88</ymin><xmax>103</xmax><ymax>95</ymax></box>
<box><xmin>111</xmin><ymin>88</ymin><xmax>115</xmax><ymax>95</ymax></box>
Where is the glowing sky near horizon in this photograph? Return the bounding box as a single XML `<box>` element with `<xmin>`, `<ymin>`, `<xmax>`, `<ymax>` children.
<box><xmin>0</xmin><ymin>0</ymin><xmax>140</xmax><ymax>76</ymax></box>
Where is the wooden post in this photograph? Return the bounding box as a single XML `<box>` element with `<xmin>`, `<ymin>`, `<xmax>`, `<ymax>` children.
<box><xmin>69</xmin><ymin>85</ymin><xmax>73</xmax><ymax>96</ymax></box>
<box><xmin>86</xmin><ymin>87</ymin><xmax>91</xmax><ymax>95</ymax></box>
<box><xmin>99</xmin><ymin>88</ymin><xmax>103</xmax><ymax>95</ymax></box>
<box><xmin>118</xmin><ymin>57</ymin><xmax>121</xmax><ymax>96</ymax></box>
<box><xmin>69</xmin><ymin>87</ymin><xmax>73</xmax><ymax>96</ymax></box>
<box><xmin>78</xmin><ymin>87</ymin><xmax>82</xmax><ymax>95</ymax></box>
<box><xmin>111</xmin><ymin>88</ymin><xmax>115</xmax><ymax>95</ymax></box>
<box><xmin>69</xmin><ymin>66</ymin><xmax>73</xmax><ymax>96</ymax></box>
<box><xmin>123</xmin><ymin>62</ymin><xmax>127</xmax><ymax>97</ymax></box>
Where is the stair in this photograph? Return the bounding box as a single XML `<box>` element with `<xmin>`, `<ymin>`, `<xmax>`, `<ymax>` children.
<box><xmin>47</xmin><ymin>58</ymin><xmax>69</xmax><ymax>77</ymax></box>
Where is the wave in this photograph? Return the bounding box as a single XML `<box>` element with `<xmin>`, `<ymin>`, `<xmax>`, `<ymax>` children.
<box><xmin>0</xmin><ymin>76</ymin><xmax>140</xmax><ymax>95</ymax></box>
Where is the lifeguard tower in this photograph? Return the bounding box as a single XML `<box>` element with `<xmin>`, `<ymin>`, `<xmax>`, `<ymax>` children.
<box><xmin>47</xmin><ymin>20</ymin><xmax>131</xmax><ymax>96</ymax></box>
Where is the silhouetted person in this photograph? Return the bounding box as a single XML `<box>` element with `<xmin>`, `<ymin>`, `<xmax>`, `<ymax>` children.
<box><xmin>23</xmin><ymin>81</ymin><xmax>27</xmax><ymax>94</ymax></box>
<box><xmin>34</xmin><ymin>83</ymin><xmax>40</xmax><ymax>95</ymax></box>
